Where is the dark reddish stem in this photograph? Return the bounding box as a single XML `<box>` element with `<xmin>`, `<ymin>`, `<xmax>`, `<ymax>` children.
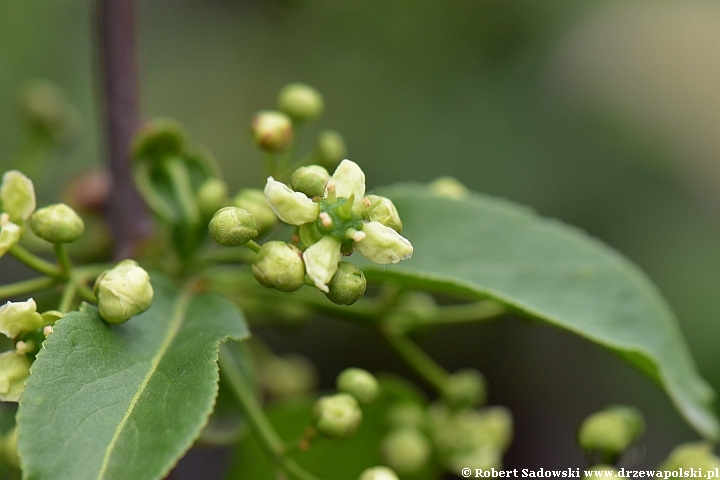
<box><xmin>98</xmin><ymin>0</ymin><xmax>152</xmax><ymax>259</ymax></box>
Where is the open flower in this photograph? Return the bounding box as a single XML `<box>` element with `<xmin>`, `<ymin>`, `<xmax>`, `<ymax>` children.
<box><xmin>264</xmin><ymin>160</ymin><xmax>413</xmax><ymax>292</ymax></box>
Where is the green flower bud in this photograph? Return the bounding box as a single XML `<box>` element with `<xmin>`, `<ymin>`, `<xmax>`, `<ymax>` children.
<box><xmin>577</xmin><ymin>405</ymin><xmax>644</xmax><ymax>459</ymax></box>
<box><xmin>381</xmin><ymin>428</ymin><xmax>431</xmax><ymax>475</ymax></box>
<box><xmin>429</xmin><ymin>176</ymin><xmax>469</xmax><ymax>199</ymax></box>
<box><xmin>429</xmin><ymin>404</ymin><xmax>513</xmax><ymax>458</ymax></box>
<box><xmin>313</xmin><ymin>392</ymin><xmax>363</xmax><ymax>439</ymax></box>
<box><xmin>252</xmin><ymin>241</ymin><xmax>305</xmax><ymax>292</ymax></box>
<box><xmin>94</xmin><ymin>260</ymin><xmax>154</xmax><ymax>324</ymax></box>
<box><xmin>315</xmin><ymin>130</ymin><xmax>347</xmax><ymax>169</ymax></box>
<box><xmin>232</xmin><ymin>188</ymin><xmax>277</xmax><ymax>232</ymax></box>
<box><xmin>290</xmin><ymin>165</ymin><xmax>330</xmax><ymax>198</ymax></box>
<box><xmin>197</xmin><ymin>178</ymin><xmax>229</xmax><ymax>218</ymax></box>
<box><xmin>583</xmin><ymin>466</ymin><xmax>620</xmax><ymax>480</ymax></box>
<box><xmin>358</xmin><ymin>466</ymin><xmax>400</xmax><ymax>480</ymax></box>
<box><xmin>276</xmin><ymin>83</ymin><xmax>324</xmax><ymax>122</ymax></box>
<box><xmin>443</xmin><ymin>368</ymin><xmax>487</xmax><ymax>410</ymax></box>
<box><xmin>0</xmin><ymin>298</ymin><xmax>44</xmax><ymax>339</ymax></box>
<box><xmin>29</xmin><ymin>203</ymin><xmax>85</xmax><ymax>244</ymax></box>
<box><xmin>386</xmin><ymin>403</ymin><xmax>426</xmax><ymax>430</ymax></box>
<box><xmin>131</xmin><ymin>118</ymin><xmax>187</xmax><ymax>161</ymax></box>
<box><xmin>250</xmin><ymin>110</ymin><xmax>293</xmax><ymax>152</ymax></box>
<box><xmin>659</xmin><ymin>443</ymin><xmax>720</xmax><ymax>471</ymax></box>
<box><xmin>361</xmin><ymin>195</ymin><xmax>402</xmax><ymax>233</ymax></box>
<box><xmin>1</xmin><ymin>427</ymin><xmax>19</xmax><ymax>469</ymax></box>
<box><xmin>260</xmin><ymin>354</ymin><xmax>318</xmax><ymax>399</ymax></box>
<box><xmin>209</xmin><ymin>206</ymin><xmax>257</xmax><ymax>247</ymax></box>
<box><xmin>325</xmin><ymin>262</ymin><xmax>367</xmax><ymax>306</ymax></box>
<box><xmin>336</xmin><ymin>367</ymin><xmax>379</xmax><ymax>404</ymax></box>
<box><xmin>1</xmin><ymin>170</ymin><xmax>36</xmax><ymax>223</ymax></box>
<box><xmin>0</xmin><ymin>217</ymin><xmax>21</xmax><ymax>258</ymax></box>
<box><xmin>0</xmin><ymin>351</ymin><xmax>31</xmax><ymax>402</ymax></box>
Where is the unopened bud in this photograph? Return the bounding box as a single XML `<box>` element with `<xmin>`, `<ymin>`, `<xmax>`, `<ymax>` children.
<box><xmin>290</xmin><ymin>165</ymin><xmax>330</xmax><ymax>198</ymax></box>
<box><xmin>131</xmin><ymin>118</ymin><xmax>187</xmax><ymax>161</ymax></box>
<box><xmin>429</xmin><ymin>176</ymin><xmax>469</xmax><ymax>200</ymax></box>
<box><xmin>0</xmin><ymin>218</ymin><xmax>21</xmax><ymax>258</ymax></box>
<box><xmin>0</xmin><ymin>298</ymin><xmax>44</xmax><ymax>340</ymax></box>
<box><xmin>232</xmin><ymin>188</ymin><xmax>277</xmax><ymax>232</ymax></box>
<box><xmin>325</xmin><ymin>262</ymin><xmax>367</xmax><ymax>306</ymax></box>
<box><xmin>386</xmin><ymin>403</ymin><xmax>426</xmax><ymax>430</ymax></box>
<box><xmin>381</xmin><ymin>428</ymin><xmax>431</xmax><ymax>475</ymax></box>
<box><xmin>1</xmin><ymin>170</ymin><xmax>36</xmax><ymax>223</ymax></box>
<box><xmin>276</xmin><ymin>83</ymin><xmax>324</xmax><ymax>122</ymax></box>
<box><xmin>0</xmin><ymin>351</ymin><xmax>31</xmax><ymax>402</ymax></box>
<box><xmin>94</xmin><ymin>260</ymin><xmax>154</xmax><ymax>324</ymax></box>
<box><xmin>261</xmin><ymin>354</ymin><xmax>318</xmax><ymax>399</ymax></box>
<box><xmin>209</xmin><ymin>207</ymin><xmax>257</xmax><ymax>247</ymax></box>
<box><xmin>252</xmin><ymin>241</ymin><xmax>305</xmax><ymax>292</ymax></box>
<box><xmin>250</xmin><ymin>110</ymin><xmax>293</xmax><ymax>152</ymax></box>
<box><xmin>337</xmin><ymin>367</ymin><xmax>379</xmax><ymax>404</ymax></box>
<box><xmin>659</xmin><ymin>442</ymin><xmax>720</xmax><ymax>471</ymax></box>
<box><xmin>29</xmin><ymin>203</ymin><xmax>84</xmax><ymax>244</ymax></box>
<box><xmin>358</xmin><ymin>466</ymin><xmax>400</xmax><ymax>480</ymax></box>
<box><xmin>362</xmin><ymin>195</ymin><xmax>402</xmax><ymax>233</ymax></box>
<box><xmin>577</xmin><ymin>405</ymin><xmax>644</xmax><ymax>458</ymax></box>
<box><xmin>443</xmin><ymin>368</ymin><xmax>486</xmax><ymax>410</ymax></box>
<box><xmin>315</xmin><ymin>130</ymin><xmax>347</xmax><ymax>169</ymax></box>
<box><xmin>197</xmin><ymin>178</ymin><xmax>229</xmax><ymax>218</ymax></box>
<box><xmin>313</xmin><ymin>392</ymin><xmax>363</xmax><ymax>439</ymax></box>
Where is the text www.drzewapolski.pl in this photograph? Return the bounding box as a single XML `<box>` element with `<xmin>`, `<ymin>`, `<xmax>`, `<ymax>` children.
<box><xmin>460</xmin><ymin>468</ymin><xmax>720</xmax><ymax>479</ymax></box>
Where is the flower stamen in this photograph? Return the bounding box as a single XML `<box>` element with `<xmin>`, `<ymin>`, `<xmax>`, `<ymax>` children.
<box><xmin>319</xmin><ymin>212</ymin><xmax>333</xmax><ymax>228</ymax></box>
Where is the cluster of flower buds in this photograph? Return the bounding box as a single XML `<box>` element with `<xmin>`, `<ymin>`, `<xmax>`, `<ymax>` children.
<box><xmin>577</xmin><ymin>405</ymin><xmax>644</xmax><ymax>463</ymax></box>
<box><xmin>312</xmin><ymin>368</ymin><xmax>379</xmax><ymax>439</ymax></box>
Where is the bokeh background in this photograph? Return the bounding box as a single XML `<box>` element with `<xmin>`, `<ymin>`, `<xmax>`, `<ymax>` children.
<box><xmin>0</xmin><ymin>0</ymin><xmax>718</xmax><ymax>473</ymax></box>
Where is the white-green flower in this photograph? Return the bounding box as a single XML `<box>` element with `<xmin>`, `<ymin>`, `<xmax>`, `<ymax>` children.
<box><xmin>0</xmin><ymin>351</ymin><xmax>31</xmax><ymax>402</ymax></box>
<box><xmin>0</xmin><ymin>298</ymin><xmax>44</xmax><ymax>339</ymax></box>
<box><xmin>0</xmin><ymin>170</ymin><xmax>36</xmax><ymax>223</ymax></box>
<box><xmin>264</xmin><ymin>159</ymin><xmax>413</xmax><ymax>292</ymax></box>
<box><xmin>0</xmin><ymin>214</ymin><xmax>21</xmax><ymax>258</ymax></box>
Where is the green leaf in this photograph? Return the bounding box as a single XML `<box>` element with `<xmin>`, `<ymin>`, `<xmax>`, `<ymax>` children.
<box><xmin>17</xmin><ymin>274</ymin><xmax>249</xmax><ymax>480</ymax></box>
<box><xmin>363</xmin><ymin>183</ymin><xmax>718</xmax><ymax>440</ymax></box>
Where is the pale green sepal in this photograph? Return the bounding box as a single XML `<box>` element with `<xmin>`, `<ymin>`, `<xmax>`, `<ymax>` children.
<box><xmin>0</xmin><ymin>219</ymin><xmax>21</xmax><ymax>257</ymax></box>
<box><xmin>0</xmin><ymin>351</ymin><xmax>31</xmax><ymax>402</ymax></box>
<box><xmin>0</xmin><ymin>298</ymin><xmax>44</xmax><ymax>339</ymax></box>
<box><xmin>303</xmin><ymin>235</ymin><xmax>342</xmax><ymax>292</ymax></box>
<box><xmin>0</xmin><ymin>170</ymin><xmax>36</xmax><ymax>222</ymax></box>
<box><xmin>264</xmin><ymin>177</ymin><xmax>319</xmax><ymax>225</ymax></box>
<box><xmin>326</xmin><ymin>159</ymin><xmax>365</xmax><ymax>201</ymax></box>
<box><xmin>355</xmin><ymin>221</ymin><xmax>413</xmax><ymax>264</ymax></box>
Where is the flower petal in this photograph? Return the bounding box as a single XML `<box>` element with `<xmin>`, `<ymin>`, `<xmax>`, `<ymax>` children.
<box><xmin>264</xmin><ymin>177</ymin><xmax>319</xmax><ymax>226</ymax></box>
<box><xmin>0</xmin><ymin>170</ymin><xmax>36</xmax><ymax>222</ymax></box>
<box><xmin>0</xmin><ymin>298</ymin><xmax>44</xmax><ymax>339</ymax></box>
<box><xmin>326</xmin><ymin>159</ymin><xmax>365</xmax><ymax>201</ymax></box>
<box><xmin>355</xmin><ymin>221</ymin><xmax>413</xmax><ymax>264</ymax></box>
<box><xmin>0</xmin><ymin>221</ymin><xmax>21</xmax><ymax>258</ymax></box>
<box><xmin>0</xmin><ymin>351</ymin><xmax>31</xmax><ymax>402</ymax></box>
<box><xmin>303</xmin><ymin>235</ymin><xmax>342</xmax><ymax>293</ymax></box>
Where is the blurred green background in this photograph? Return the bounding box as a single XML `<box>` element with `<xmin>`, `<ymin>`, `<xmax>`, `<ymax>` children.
<box><xmin>0</xmin><ymin>0</ymin><xmax>718</xmax><ymax>472</ymax></box>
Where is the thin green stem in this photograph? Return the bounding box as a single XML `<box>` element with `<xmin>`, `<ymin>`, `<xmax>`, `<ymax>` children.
<box><xmin>282</xmin><ymin>458</ymin><xmax>324</xmax><ymax>480</ymax></box>
<box><xmin>381</xmin><ymin>327</ymin><xmax>449</xmax><ymax>393</ymax></box>
<box><xmin>75</xmin><ymin>263</ymin><xmax>114</xmax><ymax>281</ymax></box>
<box><xmin>76</xmin><ymin>283</ymin><xmax>98</xmax><ymax>304</ymax></box>
<box><xmin>424</xmin><ymin>300</ymin><xmax>505</xmax><ymax>326</ymax></box>
<box><xmin>58</xmin><ymin>282</ymin><xmax>78</xmax><ymax>313</ymax></box>
<box><xmin>245</xmin><ymin>240</ymin><xmax>261</xmax><ymax>253</ymax></box>
<box><xmin>264</xmin><ymin>152</ymin><xmax>277</xmax><ymax>178</ymax></box>
<box><xmin>0</xmin><ymin>276</ymin><xmax>58</xmax><ymax>299</ymax></box>
<box><xmin>54</xmin><ymin>243</ymin><xmax>74</xmax><ymax>276</ymax></box>
<box><xmin>9</xmin><ymin>245</ymin><xmax>63</xmax><ymax>278</ymax></box>
<box><xmin>164</xmin><ymin>156</ymin><xmax>200</xmax><ymax>226</ymax></box>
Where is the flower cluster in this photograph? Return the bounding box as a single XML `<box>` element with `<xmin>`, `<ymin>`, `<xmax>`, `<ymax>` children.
<box><xmin>263</xmin><ymin>159</ymin><xmax>413</xmax><ymax>295</ymax></box>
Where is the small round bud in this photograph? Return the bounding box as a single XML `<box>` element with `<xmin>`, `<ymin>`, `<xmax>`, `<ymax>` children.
<box><xmin>337</xmin><ymin>368</ymin><xmax>379</xmax><ymax>404</ymax></box>
<box><xmin>252</xmin><ymin>241</ymin><xmax>305</xmax><ymax>292</ymax></box>
<box><xmin>29</xmin><ymin>203</ymin><xmax>85</xmax><ymax>244</ymax></box>
<box><xmin>429</xmin><ymin>176</ymin><xmax>469</xmax><ymax>199</ymax></box>
<box><xmin>0</xmin><ymin>299</ymin><xmax>44</xmax><ymax>340</ymax></box>
<box><xmin>315</xmin><ymin>130</ymin><xmax>347</xmax><ymax>169</ymax></box>
<box><xmin>386</xmin><ymin>403</ymin><xmax>426</xmax><ymax>430</ymax></box>
<box><xmin>260</xmin><ymin>354</ymin><xmax>318</xmax><ymax>399</ymax></box>
<box><xmin>197</xmin><ymin>178</ymin><xmax>229</xmax><ymax>218</ymax></box>
<box><xmin>443</xmin><ymin>368</ymin><xmax>486</xmax><ymax>410</ymax></box>
<box><xmin>362</xmin><ymin>195</ymin><xmax>402</xmax><ymax>233</ymax></box>
<box><xmin>577</xmin><ymin>406</ymin><xmax>644</xmax><ymax>458</ymax></box>
<box><xmin>276</xmin><ymin>83</ymin><xmax>324</xmax><ymax>122</ymax></box>
<box><xmin>209</xmin><ymin>207</ymin><xmax>257</xmax><ymax>247</ymax></box>
<box><xmin>325</xmin><ymin>262</ymin><xmax>367</xmax><ymax>306</ymax></box>
<box><xmin>250</xmin><ymin>110</ymin><xmax>293</xmax><ymax>152</ymax></box>
<box><xmin>1</xmin><ymin>170</ymin><xmax>36</xmax><ymax>223</ymax></box>
<box><xmin>358</xmin><ymin>466</ymin><xmax>400</xmax><ymax>480</ymax></box>
<box><xmin>659</xmin><ymin>442</ymin><xmax>720</xmax><ymax>471</ymax></box>
<box><xmin>62</xmin><ymin>168</ymin><xmax>111</xmax><ymax>214</ymax></box>
<box><xmin>583</xmin><ymin>466</ymin><xmax>620</xmax><ymax>480</ymax></box>
<box><xmin>232</xmin><ymin>188</ymin><xmax>277</xmax><ymax>232</ymax></box>
<box><xmin>313</xmin><ymin>392</ymin><xmax>363</xmax><ymax>439</ymax></box>
<box><xmin>94</xmin><ymin>260</ymin><xmax>154</xmax><ymax>324</ymax></box>
<box><xmin>0</xmin><ymin>351</ymin><xmax>31</xmax><ymax>402</ymax></box>
<box><xmin>381</xmin><ymin>428</ymin><xmax>431</xmax><ymax>475</ymax></box>
<box><xmin>290</xmin><ymin>165</ymin><xmax>330</xmax><ymax>198</ymax></box>
<box><xmin>0</xmin><ymin>218</ymin><xmax>21</xmax><ymax>258</ymax></box>
<box><xmin>131</xmin><ymin>118</ymin><xmax>187</xmax><ymax>161</ymax></box>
